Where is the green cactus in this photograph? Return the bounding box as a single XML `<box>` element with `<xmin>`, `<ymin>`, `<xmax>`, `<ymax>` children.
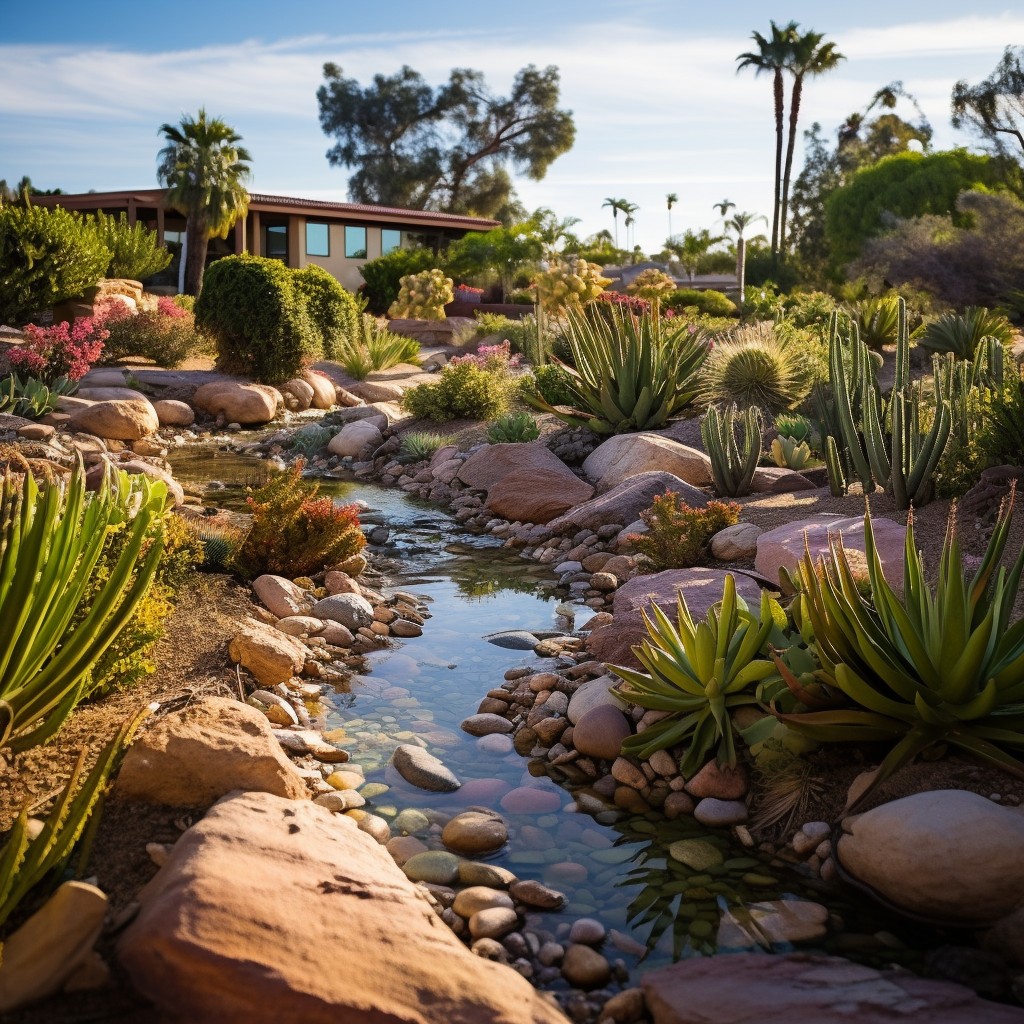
<box><xmin>701</xmin><ymin>403</ymin><xmax>763</xmax><ymax>497</ymax></box>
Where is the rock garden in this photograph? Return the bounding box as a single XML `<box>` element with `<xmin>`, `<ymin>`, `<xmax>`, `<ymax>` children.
<box><xmin>3</xmin><ymin>241</ymin><xmax>1024</xmax><ymax>1024</ymax></box>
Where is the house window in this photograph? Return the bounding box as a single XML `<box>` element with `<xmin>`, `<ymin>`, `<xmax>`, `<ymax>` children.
<box><xmin>344</xmin><ymin>225</ymin><xmax>367</xmax><ymax>259</ymax></box>
<box><xmin>306</xmin><ymin>222</ymin><xmax>330</xmax><ymax>257</ymax></box>
<box><xmin>265</xmin><ymin>223</ymin><xmax>288</xmax><ymax>261</ymax></box>
<box><xmin>381</xmin><ymin>228</ymin><xmax>402</xmax><ymax>255</ymax></box>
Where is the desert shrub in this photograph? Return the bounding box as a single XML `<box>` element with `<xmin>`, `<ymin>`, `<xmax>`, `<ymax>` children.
<box><xmin>663</xmin><ymin>288</ymin><xmax>737</xmax><ymax>317</ymax></box>
<box><xmin>487</xmin><ymin>411</ymin><xmax>540</xmax><ymax>443</ymax></box>
<box><xmin>742</xmin><ymin>282</ymin><xmax>784</xmax><ymax>319</ymax></box>
<box><xmin>782</xmin><ymin>291</ymin><xmax>838</xmax><ymax>330</ymax></box>
<box><xmin>293</xmin><ymin>264</ymin><xmax>361</xmax><ymax>360</ymax></box>
<box><xmin>388</xmin><ymin>268</ymin><xmax>453</xmax><ymax>320</ymax></box>
<box><xmin>172</xmin><ymin>293</ymin><xmax>196</xmax><ymax>314</ymax></box>
<box><xmin>6</xmin><ymin>317</ymin><xmax>107</xmax><ymax>384</ymax></box>
<box><xmin>531</xmin><ymin>362</ymin><xmax>576</xmax><ymax>407</ymax></box>
<box><xmin>89</xmin><ymin>211</ymin><xmax>171</xmax><ymax>281</ymax></box>
<box><xmin>232</xmin><ymin>461</ymin><xmax>365</xmax><ymax>579</ymax></box>
<box><xmin>196</xmin><ymin>254</ymin><xmax>318</xmax><ymax>383</ymax></box>
<box><xmin>337</xmin><ymin>315</ymin><xmax>420</xmax><ymax>380</ymax></box>
<box><xmin>473</xmin><ymin>311</ymin><xmax>541</xmax><ymax>357</ymax></box>
<box><xmin>978</xmin><ymin>370</ymin><xmax>1024</xmax><ymax>469</ymax></box>
<box><xmin>358</xmin><ymin>246</ymin><xmax>436</xmax><ymax>314</ymax></box>
<box><xmin>96</xmin><ymin>295</ymin><xmax>205</xmax><ymax>367</ymax></box>
<box><xmin>700</xmin><ymin>322</ymin><xmax>811</xmax><ymax>413</ymax></box>
<box><xmin>630</xmin><ymin>494</ymin><xmax>740</xmax><ymax>571</ymax></box>
<box><xmin>0</xmin><ymin>205</ymin><xmax>111</xmax><ymax>325</ymax></box>
<box><xmin>847</xmin><ymin>294</ymin><xmax>901</xmax><ymax>350</ymax></box>
<box><xmin>403</xmin><ymin>361</ymin><xmax>517</xmax><ymax>422</ymax></box>
<box><xmin>919</xmin><ymin>306</ymin><xmax>1015</xmax><ymax>360</ymax></box>
<box><xmin>399</xmin><ymin>431</ymin><xmax>453</xmax><ymax>463</ymax></box>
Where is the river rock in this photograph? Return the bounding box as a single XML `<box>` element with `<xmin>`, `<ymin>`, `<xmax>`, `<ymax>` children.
<box><xmin>571</xmin><ymin>705</ymin><xmax>632</xmax><ymax>760</ymax></box>
<box><xmin>152</xmin><ymin>399</ymin><xmax>195</xmax><ymax>427</ymax></box>
<box><xmin>453</xmin><ymin>887</ymin><xmax>514</xmax><ymax>918</ymax></box>
<box><xmin>546</xmin><ymin>471</ymin><xmax>708</xmax><ymax>534</ymax></box>
<box><xmin>693</xmin><ymin>798</ymin><xmax>748</xmax><ymax>827</ymax></box>
<box><xmin>324</xmin><ymin>570</ymin><xmax>360</xmax><ymax>595</ymax></box>
<box><xmin>567</xmin><ymin>676</ymin><xmax>628</xmax><ymax>725</ymax></box>
<box><xmin>442</xmin><ymin>812</ymin><xmax>509</xmax><ymax>855</ymax></box>
<box><xmin>469</xmin><ymin>907</ymin><xmax>519</xmax><ymax>940</ymax></box>
<box><xmin>568</xmin><ymin>918</ymin><xmax>606</xmax><ymax>946</ymax></box>
<box><xmin>587</xmin><ymin>567</ymin><xmax>764</xmax><ymax>669</ymax></box>
<box><xmin>483</xmin><ymin>630</ymin><xmax>542</xmax><ymax>650</ymax></box>
<box><xmin>668</xmin><ymin>838</ymin><xmax>723</xmax><ymax>871</ymax></box>
<box><xmin>69</xmin><ymin>398</ymin><xmax>159</xmax><ymax>440</ymax></box>
<box><xmin>641</xmin><ymin>953</ymin><xmax>1024</xmax><ymax>1024</ymax></box>
<box><xmin>347</xmin><ymin>380</ymin><xmax>405</xmax><ymax>404</ymax></box>
<box><xmin>274</xmin><ymin>615</ymin><xmax>323</xmax><ymax>637</ymax></box>
<box><xmin>114</xmin><ymin>696</ymin><xmax>307</xmax><ymax>805</ymax></box>
<box><xmin>402</xmin><ymin>850</ymin><xmax>461</xmax><ymax>885</ymax></box>
<box><xmin>583</xmin><ymin>432</ymin><xmax>712</xmax><ymax>491</ymax></box>
<box><xmin>755</xmin><ymin>514</ymin><xmax>906</xmax><ymax>589</ymax></box>
<box><xmin>76</xmin><ymin>385</ymin><xmax>152</xmax><ymax>403</ymax></box>
<box><xmin>458</xmin><ymin>441</ymin><xmax>569</xmax><ymax>492</ymax></box>
<box><xmin>302</xmin><ymin>369</ymin><xmax>337</xmax><ymax>409</ymax></box>
<box><xmin>328</xmin><ymin>420</ymin><xmax>383</xmax><ymax>458</ymax></box>
<box><xmin>684</xmin><ymin>761</ymin><xmax>749</xmax><ymax>800</ymax></box>
<box><xmin>838</xmin><ymin>790</ymin><xmax>1024</xmax><ymax>925</ymax></box>
<box><xmin>318</xmin><ymin>621</ymin><xmax>355</xmax><ymax>646</ymax></box>
<box><xmin>509</xmin><ymin>879</ymin><xmax>566</xmax><ymax>909</ymax></box>
<box><xmin>711</xmin><ymin>522</ymin><xmax>762</xmax><ymax>561</ymax></box>
<box><xmin>229</xmin><ymin>619</ymin><xmax>310</xmax><ymax>687</ymax></box>
<box><xmin>716</xmin><ymin>900</ymin><xmax>829</xmax><ymax>949</ymax></box>
<box><xmin>115</xmin><ymin>459</ymin><xmax>184</xmax><ymax>505</ymax></box>
<box><xmin>461</xmin><ymin>713</ymin><xmax>514</xmax><ymax>737</ymax></box>
<box><xmin>391</xmin><ymin>744</ymin><xmax>462</xmax><ymax>792</ymax></box>
<box><xmin>749</xmin><ymin>466</ymin><xmax>816</xmax><ymax>493</ymax></box>
<box><xmin>500</xmin><ymin>787</ymin><xmax>562</xmax><ymax>814</ymax></box>
<box><xmin>311</xmin><ymin>593</ymin><xmax>374</xmax><ymax>631</ymax></box>
<box><xmin>461</xmin><ymin>862</ymin><xmax>519</xmax><ymax>889</ymax></box>
<box><xmin>118</xmin><ymin>792</ymin><xmax>565</xmax><ymax>1024</ymax></box>
<box><xmin>192</xmin><ymin>381</ymin><xmax>283</xmax><ymax>425</ymax></box>
<box><xmin>561</xmin><ymin>944</ymin><xmax>611</xmax><ymax>989</ymax></box>
<box><xmin>253</xmin><ymin>575</ymin><xmax>314</xmax><ymax>618</ymax></box>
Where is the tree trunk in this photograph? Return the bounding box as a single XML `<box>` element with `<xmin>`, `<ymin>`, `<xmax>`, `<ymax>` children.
<box><xmin>779</xmin><ymin>76</ymin><xmax>804</xmax><ymax>261</ymax></box>
<box><xmin>183</xmin><ymin>217</ymin><xmax>209</xmax><ymax>296</ymax></box>
<box><xmin>736</xmin><ymin>236</ymin><xmax>747</xmax><ymax>309</ymax></box>
<box><xmin>771</xmin><ymin>68</ymin><xmax>785</xmax><ymax>264</ymax></box>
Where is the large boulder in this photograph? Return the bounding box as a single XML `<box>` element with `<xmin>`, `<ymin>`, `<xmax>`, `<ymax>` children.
<box><xmin>254</xmin><ymin>575</ymin><xmax>315</xmax><ymax>619</ymax></box>
<box><xmin>228</xmin><ymin>619</ymin><xmax>310</xmax><ymax>687</ymax></box>
<box><xmin>302</xmin><ymin>369</ymin><xmax>337</xmax><ymax>409</ymax></box>
<box><xmin>151</xmin><ymin>399</ymin><xmax>195</xmax><ymax>427</ymax></box>
<box><xmin>641</xmin><ymin>953</ymin><xmax>1024</xmax><ymax>1024</ymax></box>
<box><xmin>755</xmin><ymin>514</ymin><xmax>906</xmax><ymax>588</ymax></box>
<box><xmin>118</xmin><ymin>792</ymin><xmax>565</xmax><ymax>1024</ymax></box>
<box><xmin>583</xmin><ymin>433</ymin><xmax>712</xmax><ymax>492</ymax></box>
<box><xmin>546</xmin><ymin>471</ymin><xmax>708</xmax><ymax>535</ymax></box>
<box><xmin>69</xmin><ymin>398</ymin><xmax>159</xmax><ymax>440</ymax></box>
<box><xmin>587</xmin><ymin>567</ymin><xmax>763</xmax><ymax>668</ymax></box>
<box><xmin>278</xmin><ymin>378</ymin><xmax>315</xmax><ymax>411</ymax></box>
<box><xmin>114</xmin><ymin>697</ymin><xmax>308</xmax><ymax>805</ymax></box>
<box><xmin>458</xmin><ymin>441</ymin><xmax>570</xmax><ymax>492</ymax></box>
<box><xmin>838</xmin><ymin>790</ymin><xmax>1024</xmax><ymax>925</ymax></box>
<box><xmin>75</xmin><ymin>386</ymin><xmax>153</xmax><ymax>403</ymax></box>
<box><xmin>347</xmin><ymin>380</ymin><xmax>405</xmax><ymax>404</ymax></box>
<box><xmin>192</xmin><ymin>381</ymin><xmax>283</xmax><ymax>425</ymax></box>
<box><xmin>327</xmin><ymin>420</ymin><xmax>383</xmax><ymax>458</ymax></box>
<box><xmin>485</xmin><ymin>466</ymin><xmax>594</xmax><ymax>525</ymax></box>
<box><xmin>311</xmin><ymin>593</ymin><xmax>374</xmax><ymax>631</ymax></box>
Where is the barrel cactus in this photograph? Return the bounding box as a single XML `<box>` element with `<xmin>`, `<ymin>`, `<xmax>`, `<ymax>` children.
<box><xmin>388</xmin><ymin>268</ymin><xmax>454</xmax><ymax>321</ymax></box>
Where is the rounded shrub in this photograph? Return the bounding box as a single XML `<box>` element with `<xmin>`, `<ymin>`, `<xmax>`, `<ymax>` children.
<box><xmin>403</xmin><ymin>362</ymin><xmax>515</xmax><ymax>422</ymax></box>
<box><xmin>195</xmin><ymin>254</ymin><xmax>318</xmax><ymax>383</ymax></box>
<box><xmin>664</xmin><ymin>288</ymin><xmax>737</xmax><ymax>318</ymax></box>
<box><xmin>293</xmin><ymin>264</ymin><xmax>360</xmax><ymax>359</ymax></box>
<box><xmin>531</xmin><ymin>362</ymin><xmax>576</xmax><ymax>407</ymax></box>
<box><xmin>701</xmin><ymin>322</ymin><xmax>811</xmax><ymax>413</ymax></box>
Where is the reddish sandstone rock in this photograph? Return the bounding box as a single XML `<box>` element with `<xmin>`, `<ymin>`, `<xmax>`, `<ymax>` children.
<box><xmin>486</xmin><ymin>466</ymin><xmax>594</xmax><ymax>525</ymax></box>
<box><xmin>458</xmin><ymin>441</ymin><xmax>571</xmax><ymax>492</ymax></box>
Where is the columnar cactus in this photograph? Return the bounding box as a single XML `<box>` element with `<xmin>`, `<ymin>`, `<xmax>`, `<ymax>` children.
<box><xmin>701</xmin><ymin>403</ymin><xmax>763</xmax><ymax>497</ymax></box>
<box><xmin>533</xmin><ymin>257</ymin><xmax>611</xmax><ymax>314</ymax></box>
<box><xmin>388</xmin><ymin>268</ymin><xmax>454</xmax><ymax>321</ymax></box>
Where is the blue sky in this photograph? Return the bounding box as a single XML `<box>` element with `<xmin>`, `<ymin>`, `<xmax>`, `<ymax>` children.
<box><xmin>2</xmin><ymin>1</ymin><xmax>1021</xmax><ymax>251</ymax></box>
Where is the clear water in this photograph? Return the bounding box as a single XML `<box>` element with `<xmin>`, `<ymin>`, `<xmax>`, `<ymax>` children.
<box><xmin>169</xmin><ymin>447</ymin><xmax>958</xmax><ymax>987</ymax></box>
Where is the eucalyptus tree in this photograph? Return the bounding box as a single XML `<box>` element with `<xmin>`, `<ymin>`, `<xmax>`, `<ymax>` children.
<box><xmin>157</xmin><ymin>109</ymin><xmax>251</xmax><ymax>295</ymax></box>
<box><xmin>952</xmin><ymin>46</ymin><xmax>1024</xmax><ymax>156</ymax></box>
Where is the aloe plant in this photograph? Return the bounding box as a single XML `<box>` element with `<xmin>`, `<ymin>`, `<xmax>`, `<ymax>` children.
<box><xmin>486</xmin><ymin>411</ymin><xmax>540</xmax><ymax>444</ymax></box>
<box><xmin>0</xmin><ymin>373</ymin><xmax>76</xmax><ymax>420</ymax></box>
<box><xmin>701</xmin><ymin>404</ymin><xmax>763</xmax><ymax>497</ymax></box>
<box><xmin>0</xmin><ymin>466</ymin><xmax>168</xmax><ymax>751</ymax></box>
<box><xmin>847</xmin><ymin>295</ymin><xmax>900</xmax><ymax>351</ymax></box>
<box><xmin>774</xmin><ymin>497</ymin><xmax>1024</xmax><ymax>808</ymax></box>
<box><xmin>525</xmin><ymin>305</ymin><xmax>709</xmax><ymax>434</ymax></box>
<box><xmin>613</xmin><ymin>575</ymin><xmax>782</xmax><ymax>778</ymax></box>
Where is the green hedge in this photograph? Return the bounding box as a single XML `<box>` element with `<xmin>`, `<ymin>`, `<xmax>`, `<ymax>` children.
<box><xmin>293</xmin><ymin>264</ymin><xmax>361</xmax><ymax>360</ymax></box>
<box><xmin>663</xmin><ymin>288</ymin><xmax>737</xmax><ymax>317</ymax></box>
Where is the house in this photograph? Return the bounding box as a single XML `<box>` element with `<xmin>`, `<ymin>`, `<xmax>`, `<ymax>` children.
<box><xmin>32</xmin><ymin>189</ymin><xmax>499</xmax><ymax>293</ymax></box>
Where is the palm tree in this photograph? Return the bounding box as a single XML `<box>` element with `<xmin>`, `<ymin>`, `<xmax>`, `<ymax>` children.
<box><xmin>663</xmin><ymin>229</ymin><xmax>724</xmax><ymax>282</ymax></box>
<box><xmin>602</xmin><ymin>197</ymin><xmax>628</xmax><ymax>248</ymax></box>
<box><xmin>157</xmin><ymin>109</ymin><xmax>252</xmax><ymax>295</ymax></box>
<box><xmin>712</xmin><ymin>198</ymin><xmax>735</xmax><ymax>220</ymax></box>
<box><xmin>737</xmin><ymin>21</ymin><xmax>797</xmax><ymax>263</ymax></box>
<box><xmin>780</xmin><ymin>29</ymin><xmax>845</xmax><ymax>254</ymax></box>
<box><xmin>725</xmin><ymin>212</ymin><xmax>767</xmax><ymax>308</ymax></box>
<box><xmin>666</xmin><ymin>192</ymin><xmax>678</xmax><ymax>238</ymax></box>
<box><xmin>533</xmin><ymin>208</ymin><xmax>582</xmax><ymax>257</ymax></box>
<box><xmin>622</xmin><ymin>201</ymin><xmax>639</xmax><ymax>253</ymax></box>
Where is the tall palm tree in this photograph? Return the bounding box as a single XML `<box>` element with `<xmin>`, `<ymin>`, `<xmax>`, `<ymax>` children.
<box><xmin>666</xmin><ymin>192</ymin><xmax>678</xmax><ymax>238</ymax></box>
<box><xmin>737</xmin><ymin>21</ymin><xmax>797</xmax><ymax>263</ymax></box>
<box><xmin>622</xmin><ymin>201</ymin><xmax>639</xmax><ymax>253</ymax></box>
<box><xmin>712</xmin><ymin>198</ymin><xmax>735</xmax><ymax>220</ymax></box>
<box><xmin>157</xmin><ymin>109</ymin><xmax>252</xmax><ymax>296</ymax></box>
<box><xmin>663</xmin><ymin>229</ymin><xmax>724</xmax><ymax>283</ymax></box>
<box><xmin>602</xmin><ymin>197</ymin><xmax>628</xmax><ymax>248</ymax></box>
<box><xmin>725</xmin><ymin>211</ymin><xmax>767</xmax><ymax>308</ymax></box>
<box><xmin>780</xmin><ymin>29</ymin><xmax>845</xmax><ymax>255</ymax></box>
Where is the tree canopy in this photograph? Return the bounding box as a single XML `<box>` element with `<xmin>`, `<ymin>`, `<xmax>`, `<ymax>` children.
<box><xmin>317</xmin><ymin>63</ymin><xmax>574</xmax><ymax>221</ymax></box>
<box><xmin>952</xmin><ymin>46</ymin><xmax>1024</xmax><ymax>157</ymax></box>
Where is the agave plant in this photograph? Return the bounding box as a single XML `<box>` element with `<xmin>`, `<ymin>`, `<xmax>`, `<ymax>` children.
<box><xmin>847</xmin><ymin>295</ymin><xmax>900</xmax><ymax>351</ymax></box>
<box><xmin>613</xmin><ymin>575</ymin><xmax>782</xmax><ymax>778</ymax></box>
<box><xmin>0</xmin><ymin>465</ymin><xmax>168</xmax><ymax>751</ymax></box>
<box><xmin>0</xmin><ymin>373</ymin><xmax>76</xmax><ymax>420</ymax></box>
<box><xmin>486</xmin><ymin>411</ymin><xmax>540</xmax><ymax>444</ymax></box>
<box><xmin>771</xmin><ymin>434</ymin><xmax>812</xmax><ymax>470</ymax></box>
<box><xmin>290</xmin><ymin>423</ymin><xmax>333</xmax><ymax>459</ymax></box>
<box><xmin>524</xmin><ymin>305</ymin><xmax>709</xmax><ymax>434</ymax></box>
<box><xmin>701</xmin><ymin>404</ymin><xmax>763</xmax><ymax>497</ymax></box>
<box><xmin>398</xmin><ymin>431</ymin><xmax>453</xmax><ymax>464</ymax></box>
<box><xmin>919</xmin><ymin>307</ymin><xmax>1014</xmax><ymax>360</ymax></box>
<box><xmin>774</xmin><ymin>412</ymin><xmax>812</xmax><ymax>444</ymax></box>
<box><xmin>773</xmin><ymin>496</ymin><xmax>1024</xmax><ymax>808</ymax></box>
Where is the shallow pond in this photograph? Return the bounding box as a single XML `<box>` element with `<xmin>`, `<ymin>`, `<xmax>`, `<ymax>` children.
<box><xmin>170</xmin><ymin>447</ymin><xmax>966</xmax><ymax>990</ymax></box>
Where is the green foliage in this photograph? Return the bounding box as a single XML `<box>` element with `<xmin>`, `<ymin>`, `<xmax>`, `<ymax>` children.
<box><xmin>446</xmin><ymin>222</ymin><xmax>543</xmax><ymax>300</ymax></box>
<box><xmin>663</xmin><ymin>289</ymin><xmax>737</xmax><ymax>317</ymax></box>
<box><xmin>848</xmin><ymin>294</ymin><xmax>901</xmax><ymax>350</ymax></box>
<box><xmin>701</xmin><ymin>404</ymin><xmax>764</xmax><ymax>497</ymax></box>
<box><xmin>232</xmin><ymin>461</ymin><xmax>366</xmax><ymax>579</ymax></box>
<box><xmin>0</xmin><ymin>205</ymin><xmax>111</xmax><ymax>324</ymax></box>
<box><xmin>291</xmin><ymin>423</ymin><xmax>333</xmax><ymax>458</ymax></box>
<box><xmin>389</xmin><ymin>268</ymin><xmax>453</xmax><ymax>320</ymax></box>
<box><xmin>530</xmin><ymin>362</ymin><xmax>576</xmax><ymax>407</ymax></box>
<box><xmin>89</xmin><ymin>211</ymin><xmax>171</xmax><ymax>281</ymax></box>
<box><xmin>630</xmin><ymin>494</ymin><xmax>741</xmax><ymax>571</ymax></box>
<box><xmin>613</xmin><ymin>576</ymin><xmax>782</xmax><ymax>777</ymax></box>
<box><xmin>742</xmin><ymin>282</ymin><xmax>784</xmax><ymax>319</ymax></box>
<box><xmin>951</xmin><ymin>46</ymin><xmax>1024</xmax><ymax>158</ymax></box>
<box><xmin>771</xmin><ymin>434</ymin><xmax>812</xmax><ymax>469</ymax></box>
<box><xmin>338</xmin><ymin>316</ymin><xmax>421</xmax><ymax>380</ymax></box>
<box><xmin>473</xmin><ymin>311</ymin><xmax>543</xmax><ymax>360</ymax></box>
<box><xmin>0</xmin><ymin>373</ymin><xmax>75</xmax><ymax>419</ymax></box>
<box><xmin>486</xmin><ymin>411</ymin><xmax>540</xmax><ymax>444</ymax></box>
<box><xmin>773</xmin><ymin>412</ymin><xmax>813</xmax><ymax>442</ymax></box>
<box><xmin>919</xmin><ymin>306</ymin><xmax>1015</xmax><ymax>360</ymax></box>
<box><xmin>185</xmin><ymin>518</ymin><xmax>245</xmax><ymax>570</ymax></box>
<box><xmin>293</xmin><ymin>264</ymin><xmax>361</xmax><ymax>360</ymax></box>
<box><xmin>0</xmin><ymin>466</ymin><xmax>168</xmax><ymax>752</ymax></box>
<box><xmin>700</xmin><ymin>322</ymin><xmax>810</xmax><ymax>413</ymax></box>
<box><xmin>98</xmin><ymin>297</ymin><xmax>206</xmax><ymax>368</ymax></box>
<box><xmin>398</xmin><ymin>431</ymin><xmax>454</xmax><ymax>463</ymax></box>
<box><xmin>196</xmin><ymin>254</ymin><xmax>319</xmax><ymax>383</ymax></box>
<box><xmin>979</xmin><ymin>369</ymin><xmax>1024</xmax><ymax>468</ymax></box>
<box><xmin>775</xmin><ymin>501</ymin><xmax>1024</xmax><ymax>809</ymax></box>
<box><xmin>781</xmin><ymin>290</ymin><xmax>838</xmax><ymax>329</ymax></box>
<box><xmin>358</xmin><ymin>246</ymin><xmax>436</xmax><ymax>315</ymax></box>
<box><xmin>402</xmin><ymin>361</ymin><xmax>517</xmax><ymax>422</ymax></box>
<box><xmin>525</xmin><ymin>306</ymin><xmax>709</xmax><ymax>434</ymax></box>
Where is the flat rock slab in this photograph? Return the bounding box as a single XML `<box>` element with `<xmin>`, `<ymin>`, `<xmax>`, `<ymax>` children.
<box><xmin>641</xmin><ymin>953</ymin><xmax>1024</xmax><ymax>1023</ymax></box>
<box><xmin>587</xmin><ymin>568</ymin><xmax>763</xmax><ymax>669</ymax></box>
<box><xmin>118</xmin><ymin>792</ymin><xmax>567</xmax><ymax>1024</ymax></box>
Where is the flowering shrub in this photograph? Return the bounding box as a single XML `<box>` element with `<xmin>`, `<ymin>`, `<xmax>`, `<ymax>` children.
<box><xmin>94</xmin><ymin>295</ymin><xmax>206</xmax><ymax>368</ymax></box>
<box><xmin>449</xmin><ymin>340</ymin><xmax>522</xmax><ymax>373</ymax></box>
<box><xmin>533</xmin><ymin>257</ymin><xmax>610</xmax><ymax>313</ymax></box>
<box><xmin>454</xmin><ymin>284</ymin><xmax>484</xmax><ymax>302</ymax></box>
<box><xmin>595</xmin><ymin>292</ymin><xmax>650</xmax><ymax>315</ymax></box>
<box><xmin>7</xmin><ymin>317</ymin><xmax>108</xmax><ymax>383</ymax></box>
<box><xmin>629</xmin><ymin>493</ymin><xmax>741</xmax><ymax>571</ymax></box>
